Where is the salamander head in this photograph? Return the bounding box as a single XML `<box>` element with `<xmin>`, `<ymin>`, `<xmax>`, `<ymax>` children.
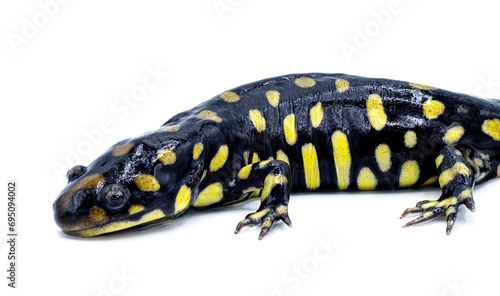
<box><xmin>53</xmin><ymin>135</ymin><xmax>201</xmax><ymax>237</ymax></box>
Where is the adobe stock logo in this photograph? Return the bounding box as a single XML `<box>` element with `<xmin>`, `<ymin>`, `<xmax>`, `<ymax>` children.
<box><xmin>7</xmin><ymin>0</ymin><xmax>70</xmax><ymax>53</ymax></box>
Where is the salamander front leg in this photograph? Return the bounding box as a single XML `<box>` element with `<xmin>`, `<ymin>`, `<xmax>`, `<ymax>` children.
<box><xmin>400</xmin><ymin>145</ymin><xmax>475</xmax><ymax>234</ymax></box>
<box><xmin>233</xmin><ymin>160</ymin><xmax>292</xmax><ymax>239</ymax></box>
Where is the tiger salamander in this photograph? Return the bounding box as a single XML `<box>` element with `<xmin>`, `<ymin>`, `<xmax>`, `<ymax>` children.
<box><xmin>53</xmin><ymin>73</ymin><xmax>500</xmax><ymax>239</ymax></box>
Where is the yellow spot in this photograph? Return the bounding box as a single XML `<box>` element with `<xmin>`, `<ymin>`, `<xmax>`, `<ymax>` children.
<box><xmin>301</xmin><ymin>143</ymin><xmax>321</xmax><ymax>190</ymax></box>
<box><xmin>252</xmin><ymin>152</ymin><xmax>260</xmax><ymax>164</ymax></box>
<box><xmin>135</xmin><ymin>174</ymin><xmax>160</xmax><ymax>191</ymax></box>
<box><xmin>375</xmin><ymin>144</ymin><xmax>391</xmax><ymax>172</ymax></box>
<box><xmin>399</xmin><ymin>160</ymin><xmax>420</xmax><ymax>187</ymax></box>
<box><xmin>157</xmin><ymin>148</ymin><xmax>176</xmax><ymax>165</ymax></box>
<box><xmin>357</xmin><ymin>167</ymin><xmax>377</xmax><ymax>190</ymax></box>
<box><xmin>237</xmin><ymin>164</ymin><xmax>253</xmax><ymax>180</ymax></box>
<box><xmin>89</xmin><ymin>206</ymin><xmax>107</xmax><ymax>223</ymax></box>
<box><xmin>243</xmin><ymin>151</ymin><xmax>250</xmax><ymax>165</ymax></box>
<box><xmin>210</xmin><ymin>145</ymin><xmax>229</xmax><ymax>172</ymax></box>
<box><xmin>335</xmin><ymin>79</ymin><xmax>349</xmax><ymax>93</ymax></box>
<box><xmin>482</xmin><ymin>118</ymin><xmax>500</xmax><ymax>141</ymax></box>
<box><xmin>276</xmin><ymin>150</ymin><xmax>290</xmax><ymax>166</ymax></box>
<box><xmin>128</xmin><ymin>204</ymin><xmax>145</xmax><ymax>215</ymax></box>
<box><xmin>249</xmin><ymin>208</ymin><xmax>270</xmax><ymax>220</ymax></box>
<box><xmin>439</xmin><ymin>162</ymin><xmax>471</xmax><ymax>188</ymax></box>
<box><xmin>366</xmin><ymin>94</ymin><xmax>387</xmax><ymax>131</ymax></box>
<box><xmin>197</xmin><ymin>110</ymin><xmax>222</xmax><ymax>123</ymax></box>
<box><xmin>458</xmin><ymin>189</ymin><xmax>472</xmax><ymax>200</ymax></box>
<box><xmin>294</xmin><ymin>77</ymin><xmax>316</xmax><ymax>88</ymax></box>
<box><xmin>421</xmin><ymin>176</ymin><xmax>438</xmax><ymax>186</ymax></box>
<box><xmin>261</xmin><ymin>174</ymin><xmax>288</xmax><ymax>201</ymax></box>
<box><xmin>193</xmin><ymin>183</ymin><xmax>224</xmax><ymax>207</ymax></box>
<box><xmin>497</xmin><ymin>164</ymin><xmax>500</xmax><ymax>177</ymax></box>
<box><xmin>404</xmin><ymin>130</ymin><xmax>417</xmax><ymax>148</ymax></box>
<box><xmin>259</xmin><ymin>160</ymin><xmax>272</xmax><ymax>168</ymax></box>
<box><xmin>163</xmin><ymin>125</ymin><xmax>181</xmax><ymax>132</ymax></box>
<box><xmin>331</xmin><ymin>131</ymin><xmax>351</xmax><ymax>190</ymax></box>
<box><xmin>435</xmin><ymin>154</ymin><xmax>444</xmax><ymax>168</ymax></box>
<box><xmin>276</xmin><ymin>205</ymin><xmax>288</xmax><ymax>216</ymax></box>
<box><xmin>73</xmin><ymin>209</ymin><xmax>165</xmax><ymax>237</ymax></box>
<box><xmin>266</xmin><ymin>90</ymin><xmax>280</xmax><ymax>107</ymax></box>
<box><xmin>422</xmin><ymin>100</ymin><xmax>445</xmax><ymax>119</ymax></box>
<box><xmin>443</xmin><ymin>126</ymin><xmax>465</xmax><ymax>145</ymax></box>
<box><xmin>249</xmin><ymin>109</ymin><xmax>266</xmax><ymax>132</ymax></box>
<box><xmin>58</xmin><ymin>174</ymin><xmax>105</xmax><ymax>213</ymax></box>
<box><xmin>409</xmin><ymin>82</ymin><xmax>438</xmax><ymax>90</ymax></box>
<box><xmin>310</xmin><ymin>102</ymin><xmax>323</xmax><ymax>128</ymax></box>
<box><xmin>220</xmin><ymin>91</ymin><xmax>240</xmax><ymax>102</ymax></box>
<box><xmin>174</xmin><ymin>185</ymin><xmax>192</xmax><ymax>213</ymax></box>
<box><xmin>283</xmin><ymin>114</ymin><xmax>297</xmax><ymax>145</ymax></box>
<box><xmin>192</xmin><ymin>142</ymin><xmax>204</xmax><ymax>160</ymax></box>
<box><xmin>242</xmin><ymin>187</ymin><xmax>259</xmax><ymax>194</ymax></box>
<box><xmin>112</xmin><ymin>142</ymin><xmax>134</xmax><ymax>157</ymax></box>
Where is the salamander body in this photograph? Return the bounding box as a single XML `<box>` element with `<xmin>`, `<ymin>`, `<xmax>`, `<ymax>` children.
<box><xmin>53</xmin><ymin>73</ymin><xmax>500</xmax><ymax>238</ymax></box>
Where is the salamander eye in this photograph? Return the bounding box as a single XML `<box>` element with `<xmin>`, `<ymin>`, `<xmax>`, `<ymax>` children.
<box><xmin>98</xmin><ymin>184</ymin><xmax>130</xmax><ymax>211</ymax></box>
<box><xmin>67</xmin><ymin>165</ymin><xmax>87</xmax><ymax>182</ymax></box>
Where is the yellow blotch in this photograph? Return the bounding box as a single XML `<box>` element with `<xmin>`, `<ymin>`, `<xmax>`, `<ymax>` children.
<box><xmin>301</xmin><ymin>143</ymin><xmax>321</xmax><ymax>190</ymax></box>
<box><xmin>421</xmin><ymin>176</ymin><xmax>438</xmax><ymax>187</ymax></box>
<box><xmin>261</xmin><ymin>174</ymin><xmax>288</xmax><ymax>201</ymax></box>
<box><xmin>366</xmin><ymin>94</ymin><xmax>387</xmax><ymax>131</ymax></box>
<box><xmin>252</xmin><ymin>152</ymin><xmax>260</xmax><ymax>164</ymax></box>
<box><xmin>210</xmin><ymin>145</ymin><xmax>229</xmax><ymax>172</ymax></box>
<box><xmin>89</xmin><ymin>206</ymin><xmax>107</xmax><ymax>223</ymax></box>
<box><xmin>266</xmin><ymin>90</ymin><xmax>280</xmax><ymax>107</ymax></box>
<box><xmin>249</xmin><ymin>109</ymin><xmax>266</xmax><ymax>132</ymax></box>
<box><xmin>482</xmin><ymin>118</ymin><xmax>500</xmax><ymax>141</ymax></box>
<box><xmin>259</xmin><ymin>160</ymin><xmax>272</xmax><ymax>168</ymax></box>
<box><xmin>438</xmin><ymin>162</ymin><xmax>471</xmax><ymax>188</ymax></box>
<box><xmin>174</xmin><ymin>185</ymin><xmax>192</xmax><ymax>213</ymax></box>
<box><xmin>197</xmin><ymin>110</ymin><xmax>222</xmax><ymax>123</ymax></box>
<box><xmin>220</xmin><ymin>91</ymin><xmax>240</xmax><ymax>102</ymax></box>
<box><xmin>331</xmin><ymin>131</ymin><xmax>351</xmax><ymax>190</ymax></box>
<box><xmin>58</xmin><ymin>174</ymin><xmax>105</xmax><ymax>213</ymax></box>
<box><xmin>157</xmin><ymin>148</ymin><xmax>176</xmax><ymax>165</ymax></box>
<box><xmin>112</xmin><ymin>142</ymin><xmax>134</xmax><ymax>157</ymax></box>
<box><xmin>399</xmin><ymin>160</ymin><xmax>420</xmax><ymax>187</ymax></box>
<box><xmin>310</xmin><ymin>102</ymin><xmax>323</xmax><ymax>128</ymax></box>
<box><xmin>375</xmin><ymin>144</ymin><xmax>391</xmax><ymax>172</ymax></box>
<box><xmin>193</xmin><ymin>183</ymin><xmax>224</xmax><ymax>207</ymax></box>
<box><xmin>283</xmin><ymin>114</ymin><xmax>297</xmax><ymax>145</ymax></box>
<box><xmin>409</xmin><ymin>82</ymin><xmax>438</xmax><ymax>90</ymax></box>
<box><xmin>74</xmin><ymin>209</ymin><xmax>165</xmax><ymax>237</ymax></box>
<box><xmin>335</xmin><ymin>79</ymin><xmax>349</xmax><ymax>93</ymax></box>
<box><xmin>294</xmin><ymin>77</ymin><xmax>316</xmax><ymax>88</ymax></box>
<box><xmin>192</xmin><ymin>142</ymin><xmax>204</xmax><ymax>160</ymax></box>
<box><xmin>163</xmin><ymin>125</ymin><xmax>181</xmax><ymax>132</ymax></box>
<box><xmin>497</xmin><ymin>164</ymin><xmax>500</xmax><ymax>177</ymax></box>
<box><xmin>443</xmin><ymin>126</ymin><xmax>465</xmax><ymax>145</ymax></box>
<box><xmin>276</xmin><ymin>150</ymin><xmax>290</xmax><ymax>166</ymax></box>
<box><xmin>435</xmin><ymin>154</ymin><xmax>444</xmax><ymax>168</ymax></box>
<box><xmin>135</xmin><ymin>174</ymin><xmax>160</xmax><ymax>191</ymax></box>
<box><xmin>404</xmin><ymin>130</ymin><xmax>417</xmax><ymax>148</ymax></box>
<box><xmin>357</xmin><ymin>167</ymin><xmax>377</xmax><ymax>190</ymax></box>
<box><xmin>128</xmin><ymin>204</ymin><xmax>145</xmax><ymax>215</ymax></box>
<box><xmin>422</xmin><ymin>100</ymin><xmax>445</xmax><ymax>119</ymax></box>
<box><xmin>237</xmin><ymin>164</ymin><xmax>253</xmax><ymax>180</ymax></box>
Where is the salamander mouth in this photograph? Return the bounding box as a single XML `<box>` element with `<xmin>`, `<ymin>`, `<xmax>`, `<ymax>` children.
<box><xmin>60</xmin><ymin>209</ymin><xmax>169</xmax><ymax>237</ymax></box>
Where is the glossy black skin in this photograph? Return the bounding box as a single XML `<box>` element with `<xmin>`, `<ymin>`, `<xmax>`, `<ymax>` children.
<box><xmin>53</xmin><ymin>73</ymin><xmax>500</xmax><ymax>237</ymax></box>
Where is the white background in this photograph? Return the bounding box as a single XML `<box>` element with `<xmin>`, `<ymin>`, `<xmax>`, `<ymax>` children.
<box><xmin>1</xmin><ymin>0</ymin><xmax>500</xmax><ymax>295</ymax></box>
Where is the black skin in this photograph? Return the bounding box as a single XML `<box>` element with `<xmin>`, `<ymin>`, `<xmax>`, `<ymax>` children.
<box><xmin>53</xmin><ymin>73</ymin><xmax>500</xmax><ymax>238</ymax></box>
